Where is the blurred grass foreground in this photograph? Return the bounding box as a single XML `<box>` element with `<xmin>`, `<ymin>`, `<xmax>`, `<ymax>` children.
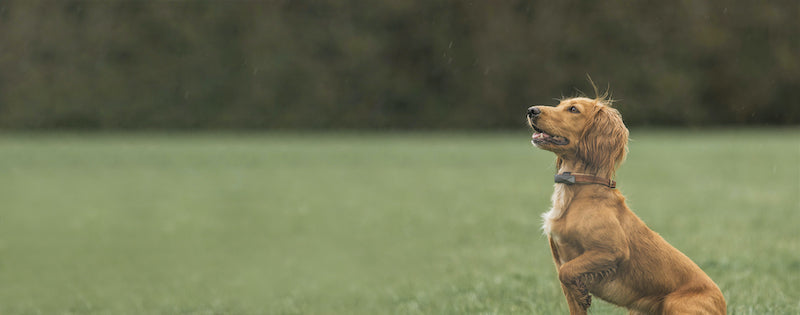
<box><xmin>1</xmin><ymin>130</ymin><xmax>798</xmax><ymax>314</ymax></box>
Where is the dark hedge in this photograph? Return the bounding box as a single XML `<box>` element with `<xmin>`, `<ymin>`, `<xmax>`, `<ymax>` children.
<box><xmin>1</xmin><ymin>1</ymin><xmax>798</xmax><ymax>129</ymax></box>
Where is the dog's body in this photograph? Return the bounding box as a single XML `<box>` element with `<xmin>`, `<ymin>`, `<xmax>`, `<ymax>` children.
<box><xmin>528</xmin><ymin>96</ymin><xmax>725</xmax><ymax>314</ymax></box>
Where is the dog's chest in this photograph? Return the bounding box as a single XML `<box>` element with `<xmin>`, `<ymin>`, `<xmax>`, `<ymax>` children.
<box><xmin>541</xmin><ymin>207</ymin><xmax>561</xmax><ymax>236</ymax></box>
<box><xmin>541</xmin><ymin>184</ymin><xmax>573</xmax><ymax>235</ymax></box>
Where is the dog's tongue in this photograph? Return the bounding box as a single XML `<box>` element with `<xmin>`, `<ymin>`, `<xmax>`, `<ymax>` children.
<box><xmin>532</xmin><ymin>133</ymin><xmax>551</xmax><ymax>139</ymax></box>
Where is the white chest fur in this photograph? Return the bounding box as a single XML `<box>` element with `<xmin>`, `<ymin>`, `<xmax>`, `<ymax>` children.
<box><xmin>541</xmin><ymin>184</ymin><xmax>574</xmax><ymax>235</ymax></box>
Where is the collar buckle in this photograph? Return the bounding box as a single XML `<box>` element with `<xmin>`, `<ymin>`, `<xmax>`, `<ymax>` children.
<box><xmin>554</xmin><ymin>172</ymin><xmax>576</xmax><ymax>184</ymax></box>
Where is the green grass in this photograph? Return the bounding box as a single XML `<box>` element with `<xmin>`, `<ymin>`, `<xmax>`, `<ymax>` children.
<box><xmin>0</xmin><ymin>129</ymin><xmax>798</xmax><ymax>314</ymax></box>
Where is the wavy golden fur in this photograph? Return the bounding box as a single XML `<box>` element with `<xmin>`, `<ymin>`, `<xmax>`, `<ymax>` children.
<box><xmin>527</xmin><ymin>94</ymin><xmax>726</xmax><ymax>314</ymax></box>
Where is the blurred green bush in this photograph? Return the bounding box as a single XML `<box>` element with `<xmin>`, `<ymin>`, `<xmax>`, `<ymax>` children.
<box><xmin>0</xmin><ymin>1</ymin><xmax>797</xmax><ymax>129</ymax></box>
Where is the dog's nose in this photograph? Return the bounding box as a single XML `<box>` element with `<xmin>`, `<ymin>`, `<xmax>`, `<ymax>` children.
<box><xmin>527</xmin><ymin>106</ymin><xmax>541</xmax><ymax>118</ymax></box>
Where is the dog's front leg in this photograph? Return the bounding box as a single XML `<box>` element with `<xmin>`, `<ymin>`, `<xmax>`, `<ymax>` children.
<box><xmin>557</xmin><ymin>249</ymin><xmax>623</xmax><ymax>314</ymax></box>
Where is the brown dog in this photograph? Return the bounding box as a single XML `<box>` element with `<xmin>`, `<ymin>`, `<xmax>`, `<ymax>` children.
<box><xmin>527</xmin><ymin>95</ymin><xmax>726</xmax><ymax>314</ymax></box>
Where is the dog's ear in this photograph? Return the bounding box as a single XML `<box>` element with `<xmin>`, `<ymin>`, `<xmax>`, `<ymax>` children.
<box><xmin>577</xmin><ymin>106</ymin><xmax>629</xmax><ymax>175</ymax></box>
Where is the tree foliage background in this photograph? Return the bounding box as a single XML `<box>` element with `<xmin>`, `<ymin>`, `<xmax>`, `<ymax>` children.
<box><xmin>1</xmin><ymin>1</ymin><xmax>797</xmax><ymax>129</ymax></box>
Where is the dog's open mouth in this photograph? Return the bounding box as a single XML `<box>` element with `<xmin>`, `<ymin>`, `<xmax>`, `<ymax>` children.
<box><xmin>531</xmin><ymin>125</ymin><xmax>569</xmax><ymax>145</ymax></box>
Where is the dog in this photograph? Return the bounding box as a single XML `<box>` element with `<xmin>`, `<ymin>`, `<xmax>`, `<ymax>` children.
<box><xmin>527</xmin><ymin>94</ymin><xmax>726</xmax><ymax>314</ymax></box>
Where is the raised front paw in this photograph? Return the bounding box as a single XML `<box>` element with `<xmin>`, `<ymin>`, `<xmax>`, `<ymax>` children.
<box><xmin>572</xmin><ymin>280</ymin><xmax>591</xmax><ymax>309</ymax></box>
<box><xmin>578</xmin><ymin>293</ymin><xmax>592</xmax><ymax>309</ymax></box>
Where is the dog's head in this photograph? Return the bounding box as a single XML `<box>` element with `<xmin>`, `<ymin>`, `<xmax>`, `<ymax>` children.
<box><xmin>527</xmin><ymin>97</ymin><xmax>629</xmax><ymax>174</ymax></box>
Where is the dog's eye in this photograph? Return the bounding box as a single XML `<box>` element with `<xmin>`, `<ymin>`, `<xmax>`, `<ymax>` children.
<box><xmin>569</xmin><ymin>106</ymin><xmax>580</xmax><ymax>113</ymax></box>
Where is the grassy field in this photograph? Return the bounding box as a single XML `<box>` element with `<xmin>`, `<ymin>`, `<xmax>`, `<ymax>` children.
<box><xmin>0</xmin><ymin>129</ymin><xmax>798</xmax><ymax>314</ymax></box>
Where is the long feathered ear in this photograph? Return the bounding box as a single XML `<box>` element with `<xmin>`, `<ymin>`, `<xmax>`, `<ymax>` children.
<box><xmin>576</xmin><ymin>106</ymin><xmax>629</xmax><ymax>175</ymax></box>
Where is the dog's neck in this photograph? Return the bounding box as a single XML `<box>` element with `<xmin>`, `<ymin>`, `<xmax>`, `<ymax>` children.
<box><xmin>542</xmin><ymin>157</ymin><xmax>616</xmax><ymax>234</ymax></box>
<box><xmin>557</xmin><ymin>157</ymin><xmax>616</xmax><ymax>180</ymax></box>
